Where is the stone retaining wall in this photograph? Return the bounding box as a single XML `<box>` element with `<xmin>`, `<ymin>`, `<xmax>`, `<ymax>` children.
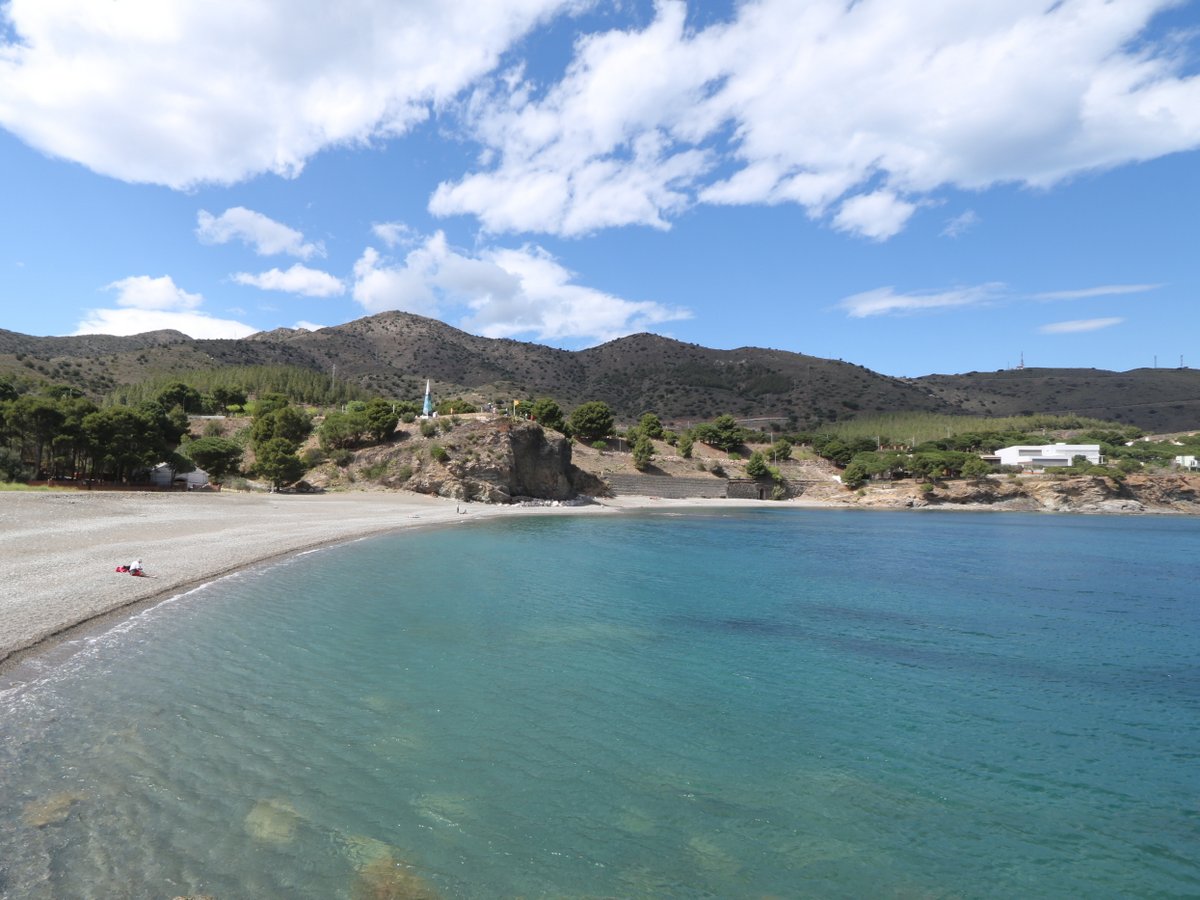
<box><xmin>602</xmin><ymin>473</ymin><xmax>728</xmax><ymax>499</ymax></box>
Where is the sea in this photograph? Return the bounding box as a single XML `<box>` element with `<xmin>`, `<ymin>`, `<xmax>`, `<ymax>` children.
<box><xmin>0</xmin><ymin>508</ymin><xmax>1197</xmax><ymax>898</ymax></box>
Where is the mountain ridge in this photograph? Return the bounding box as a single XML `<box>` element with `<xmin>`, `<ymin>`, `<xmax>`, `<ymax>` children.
<box><xmin>1</xmin><ymin>312</ymin><xmax>1197</xmax><ymax>431</ymax></box>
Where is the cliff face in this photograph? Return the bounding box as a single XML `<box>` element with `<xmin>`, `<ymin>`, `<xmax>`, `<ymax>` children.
<box><xmin>392</xmin><ymin>418</ymin><xmax>606</xmax><ymax>503</ymax></box>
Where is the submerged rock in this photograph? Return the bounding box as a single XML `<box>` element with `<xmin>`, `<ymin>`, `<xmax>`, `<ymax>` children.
<box><xmin>21</xmin><ymin>791</ymin><xmax>86</xmax><ymax>828</ymax></box>
<box><xmin>343</xmin><ymin>834</ymin><xmax>439</xmax><ymax>900</ymax></box>
<box><xmin>243</xmin><ymin>798</ymin><xmax>302</xmax><ymax>844</ymax></box>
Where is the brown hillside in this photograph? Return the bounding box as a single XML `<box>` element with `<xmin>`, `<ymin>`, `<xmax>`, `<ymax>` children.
<box><xmin>2</xmin><ymin>312</ymin><xmax>1197</xmax><ymax>430</ymax></box>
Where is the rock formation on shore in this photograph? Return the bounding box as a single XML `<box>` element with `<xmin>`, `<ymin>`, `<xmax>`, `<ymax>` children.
<box><xmin>316</xmin><ymin>417</ymin><xmax>606</xmax><ymax>503</ymax></box>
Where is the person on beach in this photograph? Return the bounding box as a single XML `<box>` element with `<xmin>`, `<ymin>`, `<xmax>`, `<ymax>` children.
<box><xmin>129</xmin><ymin>558</ymin><xmax>143</xmax><ymax>576</ymax></box>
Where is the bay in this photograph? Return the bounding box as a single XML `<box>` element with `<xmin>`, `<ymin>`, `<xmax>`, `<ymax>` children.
<box><xmin>1</xmin><ymin>509</ymin><xmax>1197</xmax><ymax>898</ymax></box>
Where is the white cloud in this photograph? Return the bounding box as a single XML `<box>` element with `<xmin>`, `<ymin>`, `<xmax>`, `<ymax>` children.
<box><xmin>351</xmin><ymin>229</ymin><xmax>690</xmax><ymax>343</ymax></box>
<box><xmin>1038</xmin><ymin>317</ymin><xmax>1125</xmax><ymax>334</ymax></box>
<box><xmin>941</xmin><ymin>209</ymin><xmax>980</xmax><ymax>238</ymax></box>
<box><xmin>0</xmin><ymin>0</ymin><xmax>573</xmax><ymax>187</ymax></box>
<box><xmin>293</xmin><ymin>321</ymin><xmax>326</xmax><ymax>332</ymax></box>
<box><xmin>197</xmin><ymin>208</ymin><xmax>323</xmax><ymax>259</ymax></box>
<box><xmin>371</xmin><ymin>222</ymin><xmax>420</xmax><ymax>248</ymax></box>
<box><xmin>434</xmin><ymin>0</ymin><xmax>1200</xmax><ymax>238</ymax></box>
<box><xmin>104</xmin><ymin>274</ymin><xmax>203</xmax><ymax>311</ymax></box>
<box><xmin>1033</xmin><ymin>283</ymin><xmax>1162</xmax><ymax>300</ymax></box>
<box><xmin>838</xmin><ymin>283</ymin><xmax>1004</xmax><ymax>318</ymax></box>
<box><xmin>232</xmin><ymin>264</ymin><xmax>344</xmax><ymax>297</ymax></box>
<box><xmin>832</xmin><ymin>191</ymin><xmax>917</xmax><ymax>241</ymax></box>
<box><xmin>73</xmin><ymin>308</ymin><xmax>258</xmax><ymax>339</ymax></box>
<box><xmin>73</xmin><ymin>273</ymin><xmax>256</xmax><ymax>338</ymax></box>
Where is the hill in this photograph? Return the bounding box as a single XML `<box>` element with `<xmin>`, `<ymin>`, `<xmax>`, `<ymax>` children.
<box><xmin>1</xmin><ymin>312</ymin><xmax>1198</xmax><ymax>430</ymax></box>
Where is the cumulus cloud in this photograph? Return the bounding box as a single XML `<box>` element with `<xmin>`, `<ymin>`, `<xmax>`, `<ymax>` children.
<box><xmin>0</xmin><ymin>0</ymin><xmax>571</xmax><ymax>187</ymax></box>
<box><xmin>434</xmin><ymin>0</ymin><xmax>1200</xmax><ymax>238</ymax></box>
<box><xmin>351</xmin><ymin>230</ymin><xmax>690</xmax><ymax>343</ymax></box>
<box><xmin>73</xmin><ymin>274</ymin><xmax>256</xmax><ymax>338</ymax></box>
<box><xmin>1033</xmin><ymin>283</ymin><xmax>1162</xmax><ymax>300</ymax></box>
<box><xmin>832</xmin><ymin>191</ymin><xmax>917</xmax><ymax>241</ymax></box>
<box><xmin>1038</xmin><ymin>317</ymin><xmax>1125</xmax><ymax>334</ymax></box>
<box><xmin>837</xmin><ymin>283</ymin><xmax>1004</xmax><ymax>318</ymax></box>
<box><xmin>104</xmin><ymin>274</ymin><xmax>203</xmax><ymax>311</ymax></box>
<box><xmin>232</xmin><ymin>264</ymin><xmax>345</xmax><ymax>297</ymax></box>
<box><xmin>197</xmin><ymin>208</ymin><xmax>324</xmax><ymax>259</ymax></box>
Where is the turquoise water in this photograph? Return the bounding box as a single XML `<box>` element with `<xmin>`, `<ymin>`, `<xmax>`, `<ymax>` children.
<box><xmin>1</xmin><ymin>509</ymin><xmax>1198</xmax><ymax>898</ymax></box>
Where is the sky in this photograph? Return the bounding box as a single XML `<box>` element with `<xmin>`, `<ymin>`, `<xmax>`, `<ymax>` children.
<box><xmin>1</xmin><ymin>0</ymin><xmax>1198</xmax><ymax>378</ymax></box>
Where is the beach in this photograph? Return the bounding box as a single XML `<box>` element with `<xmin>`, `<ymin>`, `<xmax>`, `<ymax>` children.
<box><xmin>0</xmin><ymin>490</ymin><xmax>626</xmax><ymax>670</ymax></box>
<box><xmin>0</xmin><ymin>489</ymin><xmax>786</xmax><ymax>672</ymax></box>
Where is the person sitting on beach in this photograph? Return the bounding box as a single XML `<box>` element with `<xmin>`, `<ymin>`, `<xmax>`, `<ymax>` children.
<box><xmin>129</xmin><ymin>559</ymin><xmax>143</xmax><ymax>576</ymax></box>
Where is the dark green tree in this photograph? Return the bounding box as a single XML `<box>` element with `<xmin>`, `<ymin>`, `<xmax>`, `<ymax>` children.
<box><xmin>183</xmin><ymin>436</ymin><xmax>244</xmax><ymax>481</ymax></box>
<box><xmin>694</xmin><ymin>414</ymin><xmax>746</xmax><ymax>452</ymax></box>
<box><xmin>252</xmin><ymin>406</ymin><xmax>312</xmax><ymax>448</ymax></box>
<box><xmin>208</xmin><ymin>386</ymin><xmax>247</xmax><ymax>414</ymax></box>
<box><xmin>638</xmin><ymin>412</ymin><xmax>664</xmax><ymax>440</ymax></box>
<box><xmin>254</xmin><ymin>437</ymin><xmax>306</xmax><ymax>490</ymax></box>
<box><xmin>319</xmin><ymin>409</ymin><xmax>369</xmax><ymax>450</ymax></box>
<box><xmin>364</xmin><ymin>398</ymin><xmax>400</xmax><ymax>442</ymax></box>
<box><xmin>530</xmin><ymin>397</ymin><xmax>565</xmax><ymax>432</ymax></box>
<box><xmin>253</xmin><ymin>392</ymin><xmax>290</xmax><ymax>417</ymax></box>
<box><xmin>82</xmin><ymin>406</ymin><xmax>163</xmax><ymax>481</ymax></box>
<box><xmin>744</xmin><ymin>450</ymin><xmax>769</xmax><ymax>477</ymax></box>
<box><xmin>0</xmin><ymin>446</ymin><xmax>30</xmax><ymax>482</ymax></box>
<box><xmin>156</xmin><ymin>381</ymin><xmax>203</xmax><ymax>413</ymax></box>
<box><xmin>960</xmin><ymin>456</ymin><xmax>994</xmax><ymax>479</ymax></box>
<box><xmin>631</xmin><ymin>434</ymin><xmax>655</xmax><ymax>470</ymax></box>
<box><xmin>677</xmin><ymin>432</ymin><xmax>694</xmax><ymax>459</ymax></box>
<box><xmin>568</xmin><ymin>401</ymin><xmax>614</xmax><ymax>444</ymax></box>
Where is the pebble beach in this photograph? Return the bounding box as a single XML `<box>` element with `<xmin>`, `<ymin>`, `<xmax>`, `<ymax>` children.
<box><xmin>0</xmin><ymin>489</ymin><xmax>618</xmax><ymax>669</ymax></box>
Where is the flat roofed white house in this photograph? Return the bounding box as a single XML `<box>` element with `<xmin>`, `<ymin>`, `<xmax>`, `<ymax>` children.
<box><xmin>1175</xmin><ymin>455</ymin><xmax>1199</xmax><ymax>470</ymax></box>
<box><xmin>992</xmin><ymin>444</ymin><xmax>1104</xmax><ymax>470</ymax></box>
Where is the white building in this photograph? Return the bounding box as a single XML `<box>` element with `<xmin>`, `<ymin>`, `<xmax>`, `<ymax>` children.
<box><xmin>991</xmin><ymin>443</ymin><xmax>1104</xmax><ymax>471</ymax></box>
<box><xmin>1174</xmin><ymin>455</ymin><xmax>1199</xmax><ymax>470</ymax></box>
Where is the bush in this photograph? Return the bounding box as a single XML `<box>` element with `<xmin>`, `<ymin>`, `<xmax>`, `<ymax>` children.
<box><xmin>420</xmin><ymin>419</ymin><xmax>437</xmax><ymax>438</ymax></box>
<box><xmin>395</xmin><ymin>464</ymin><xmax>413</xmax><ymax>482</ymax></box>
<box><xmin>744</xmin><ymin>450</ymin><xmax>769</xmax><ymax>477</ymax></box>
<box><xmin>401</xmin><ymin>412</ymin><xmax>416</xmax><ymax>424</ymax></box>
<box><xmin>591</xmin><ymin>440</ymin><xmax>608</xmax><ymax>452</ymax></box>
<box><xmin>330</xmin><ymin>449</ymin><xmax>354</xmax><ymax>468</ymax></box>
<box><xmin>361</xmin><ymin>461</ymin><xmax>389</xmax><ymax>480</ymax></box>
<box><xmin>632</xmin><ymin>434</ymin><xmax>655</xmax><ymax>471</ymax></box>
<box><xmin>771</xmin><ymin>484</ymin><xmax>788</xmax><ymax>501</ymax></box>
<box><xmin>430</xmin><ymin>444</ymin><xmax>448</xmax><ymax>463</ymax></box>
<box><xmin>677</xmin><ymin>433</ymin><xmax>694</xmax><ymax>459</ymax></box>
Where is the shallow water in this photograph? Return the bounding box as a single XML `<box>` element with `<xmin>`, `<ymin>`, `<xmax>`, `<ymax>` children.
<box><xmin>1</xmin><ymin>509</ymin><xmax>1197</xmax><ymax>898</ymax></box>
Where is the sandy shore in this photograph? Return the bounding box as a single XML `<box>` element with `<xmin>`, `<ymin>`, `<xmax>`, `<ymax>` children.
<box><xmin>0</xmin><ymin>489</ymin><xmax>790</xmax><ymax>670</ymax></box>
<box><xmin>0</xmin><ymin>490</ymin><xmax>624</xmax><ymax>669</ymax></box>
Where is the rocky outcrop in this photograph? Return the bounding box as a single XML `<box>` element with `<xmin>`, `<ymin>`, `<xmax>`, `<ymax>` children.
<box><xmin>823</xmin><ymin>473</ymin><xmax>1200</xmax><ymax>514</ymax></box>
<box><xmin>397</xmin><ymin>419</ymin><xmax>607</xmax><ymax>503</ymax></box>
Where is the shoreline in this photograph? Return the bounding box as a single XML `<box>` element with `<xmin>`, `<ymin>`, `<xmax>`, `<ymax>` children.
<box><xmin>0</xmin><ymin>490</ymin><xmax>779</xmax><ymax>677</ymax></box>
<box><xmin>2</xmin><ymin>485</ymin><xmax>1191</xmax><ymax>679</ymax></box>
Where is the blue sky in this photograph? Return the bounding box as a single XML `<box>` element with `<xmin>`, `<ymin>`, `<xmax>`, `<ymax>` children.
<box><xmin>1</xmin><ymin>0</ymin><xmax>1198</xmax><ymax>377</ymax></box>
